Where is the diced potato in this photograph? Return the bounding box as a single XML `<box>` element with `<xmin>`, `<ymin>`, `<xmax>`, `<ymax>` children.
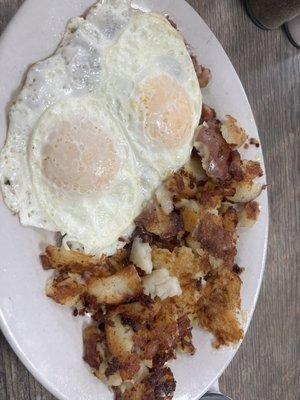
<box><xmin>192</xmin><ymin>212</ymin><xmax>236</xmax><ymax>259</ymax></box>
<box><xmin>106</xmin><ymin>314</ymin><xmax>134</xmax><ymax>357</ymax></box>
<box><xmin>46</xmin><ymin>272</ymin><xmax>86</xmax><ymax>307</ymax></box>
<box><xmin>238</xmin><ymin>201</ymin><xmax>260</xmax><ymax>227</ymax></box>
<box><xmin>183</xmin><ymin>157</ymin><xmax>207</xmax><ymax>182</ymax></box>
<box><xmin>175</xmin><ymin>198</ymin><xmax>201</xmax><ymax>212</ymax></box>
<box><xmin>136</xmin><ymin>203</ymin><xmax>183</xmax><ymax>240</ymax></box>
<box><xmin>130</xmin><ymin>237</ymin><xmax>153</xmax><ymax>274</ymax></box>
<box><xmin>243</xmin><ymin>160</ymin><xmax>263</xmax><ymax>180</ymax></box>
<box><xmin>151</xmin><ymin>246</ymin><xmax>209</xmax><ymax>286</ymax></box>
<box><xmin>82</xmin><ymin>325</ymin><xmax>103</xmax><ymax>370</ymax></box>
<box><xmin>226</xmin><ymin>182</ymin><xmax>263</xmax><ymax>203</ymax></box>
<box><xmin>88</xmin><ymin>265</ymin><xmax>142</xmax><ymax>305</ymax></box>
<box><xmin>185</xmin><ymin>234</ymin><xmax>205</xmax><ymax>255</ymax></box>
<box><xmin>165</xmin><ymin>169</ymin><xmax>198</xmax><ymax>199</ymax></box>
<box><xmin>143</xmin><ymin>269</ymin><xmax>182</xmax><ymax>300</ymax></box>
<box><xmin>105</xmin><ymin>314</ymin><xmax>140</xmax><ymax>380</ymax></box>
<box><xmin>155</xmin><ymin>185</ymin><xmax>174</xmax><ymax>215</ymax></box>
<box><xmin>221</xmin><ymin>115</ymin><xmax>247</xmax><ymax>148</ymax></box>
<box><xmin>198</xmin><ymin>266</ymin><xmax>243</xmax><ymax>348</ymax></box>
<box><xmin>181</xmin><ymin>207</ymin><xmax>200</xmax><ymax>233</ymax></box>
<box><xmin>120</xmin><ymin>367</ymin><xmax>176</xmax><ymax>400</ymax></box>
<box><xmin>41</xmin><ymin>245</ymin><xmax>105</xmax><ymax>270</ymax></box>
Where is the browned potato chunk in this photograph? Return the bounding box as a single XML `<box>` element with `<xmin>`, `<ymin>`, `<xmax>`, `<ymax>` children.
<box><xmin>88</xmin><ymin>265</ymin><xmax>142</xmax><ymax>305</ymax></box>
<box><xmin>135</xmin><ymin>203</ymin><xmax>183</xmax><ymax>240</ymax></box>
<box><xmin>221</xmin><ymin>115</ymin><xmax>247</xmax><ymax>149</ymax></box>
<box><xmin>238</xmin><ymin>201</ymin><xmax>260</xmax><ymax>227</ymax></box>
<box><xmin>105</xmin><ymin>314</ymin><xmax>140</xmax><ymax>380</ymax></box>
<box><xmin>152</xmin><ymin>246</ymin><xmax>209</xmax><ymax>286</ymax></box>
<box><xmin>193</xmin><ymin>213</ymin><xmax>236</xmax><ymax>260</ymax></box>
<box><xmin>119</xmin><ymin>366</ymin><xmax>176</xmax><ymax>400</ymax></box>
<box><xmin>166</xmin><ymin>169</ymin><xmax>198</xmax><ymax>199</ymax></box>
<box><xmin>226</xmin><ymin>181</ymin><xmax>263</xmax><ymax>203</ymax></box>
<box><xmin>41</xmin><ymin>245</ymin><xmax>105</xmax><ymax>271</ymax></box>
<box><xmin>198</xmin><ymin>267</ymin><xmax>243</xmax><ymax>348</ymax></box>
<box><xmin>181</xmin><ymin>207</ymin><xmax>200</xmax><ymax>233</ymax></box>
<box><xmin>83</xmin><ymin>325</ymin><xmax>103</xmax><ymax>369</ymax></box>
<box><xmin>46</xmin><ymin>272</ymin><xmax>86</xmax><ymax>306</ymax></box>
<box><xmin>243</xmin><ymin>160</ymin><xmax>263</xmax><ymax>180</ymax></box>
<box><xmin>106</xmin><ymin>314</ymin><xmax>134</xmax><ymax>358</ymax></box>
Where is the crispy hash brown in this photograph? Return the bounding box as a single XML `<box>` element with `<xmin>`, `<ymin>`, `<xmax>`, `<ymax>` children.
<box><xmin>41</xmin><ymin>101</ymin><xmax>264</xmax><ymax>398</ymax></box>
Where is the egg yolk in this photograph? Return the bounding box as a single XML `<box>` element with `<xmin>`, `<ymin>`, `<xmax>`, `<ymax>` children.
<box><xmin>42</xmin><ymin>120</ymin><xmax>118</xmax><ymax>194</ymax></box>
<box><xmin>138</xmin><ymin>75</ymin><xmax>193</xmax><ymax>148</ymax></box>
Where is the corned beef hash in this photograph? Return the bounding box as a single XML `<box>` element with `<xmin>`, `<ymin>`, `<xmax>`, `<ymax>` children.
<box><xmin>0</xmin><ymin>1</ymin><xmax>265</xmax><ymax>399</ymax></box>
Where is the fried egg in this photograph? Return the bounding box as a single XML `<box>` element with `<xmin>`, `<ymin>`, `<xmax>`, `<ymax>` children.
<box><xmin>0</xmin><ymin>0</ymin><xmax>201</xmax><ymax>255</ymax></box>
<box><xmin>104</xmin><ymin>11</ymin><xmax>201</xmax><ymax>177</ymax></box>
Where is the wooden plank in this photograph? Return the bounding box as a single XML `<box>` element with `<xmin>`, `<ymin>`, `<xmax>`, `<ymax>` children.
<box><xmin>0</xmin><ymin>1</ymin><xmax>299</xmax><ymax>399</ymax></box>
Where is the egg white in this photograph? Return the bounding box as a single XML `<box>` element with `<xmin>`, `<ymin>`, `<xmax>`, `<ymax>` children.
<box><xmin>30</xmin><ymin>97</ymin><xmax>142</xmax><ymax>255</ymax></box>
<box><xmin>103</xmin><ymin>11</ymin><xmax>202</xmax><ymax>180</ymax></box>
<box><xmin>0</xmin><ymin>0</ymin><xmax>201</xmax><ymax>255</ymax></box>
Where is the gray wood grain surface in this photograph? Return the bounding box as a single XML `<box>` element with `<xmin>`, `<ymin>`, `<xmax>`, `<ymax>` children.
<box><xmin>0</xmin><ymin>1</ymin><xmax>299</xmax><ymax>400</ymax></box>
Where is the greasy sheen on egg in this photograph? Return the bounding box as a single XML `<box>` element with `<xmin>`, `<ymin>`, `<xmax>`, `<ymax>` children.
<box><xmin>0</xmin><ymin>0</ymin><xmax>201</xmax><ymax>255</ymax></box>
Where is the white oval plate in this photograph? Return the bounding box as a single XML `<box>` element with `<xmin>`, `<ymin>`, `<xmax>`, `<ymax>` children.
<box><xmin>0</xmin><ymin>1</ymin><xmax>268</xmax><ymax>399</ymax></box>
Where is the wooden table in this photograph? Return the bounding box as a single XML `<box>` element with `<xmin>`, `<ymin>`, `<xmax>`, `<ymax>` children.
<box><xmin>0</xmin><ymin>1</ymin><xmax>299</xmax><ymax>399</ymax></box>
